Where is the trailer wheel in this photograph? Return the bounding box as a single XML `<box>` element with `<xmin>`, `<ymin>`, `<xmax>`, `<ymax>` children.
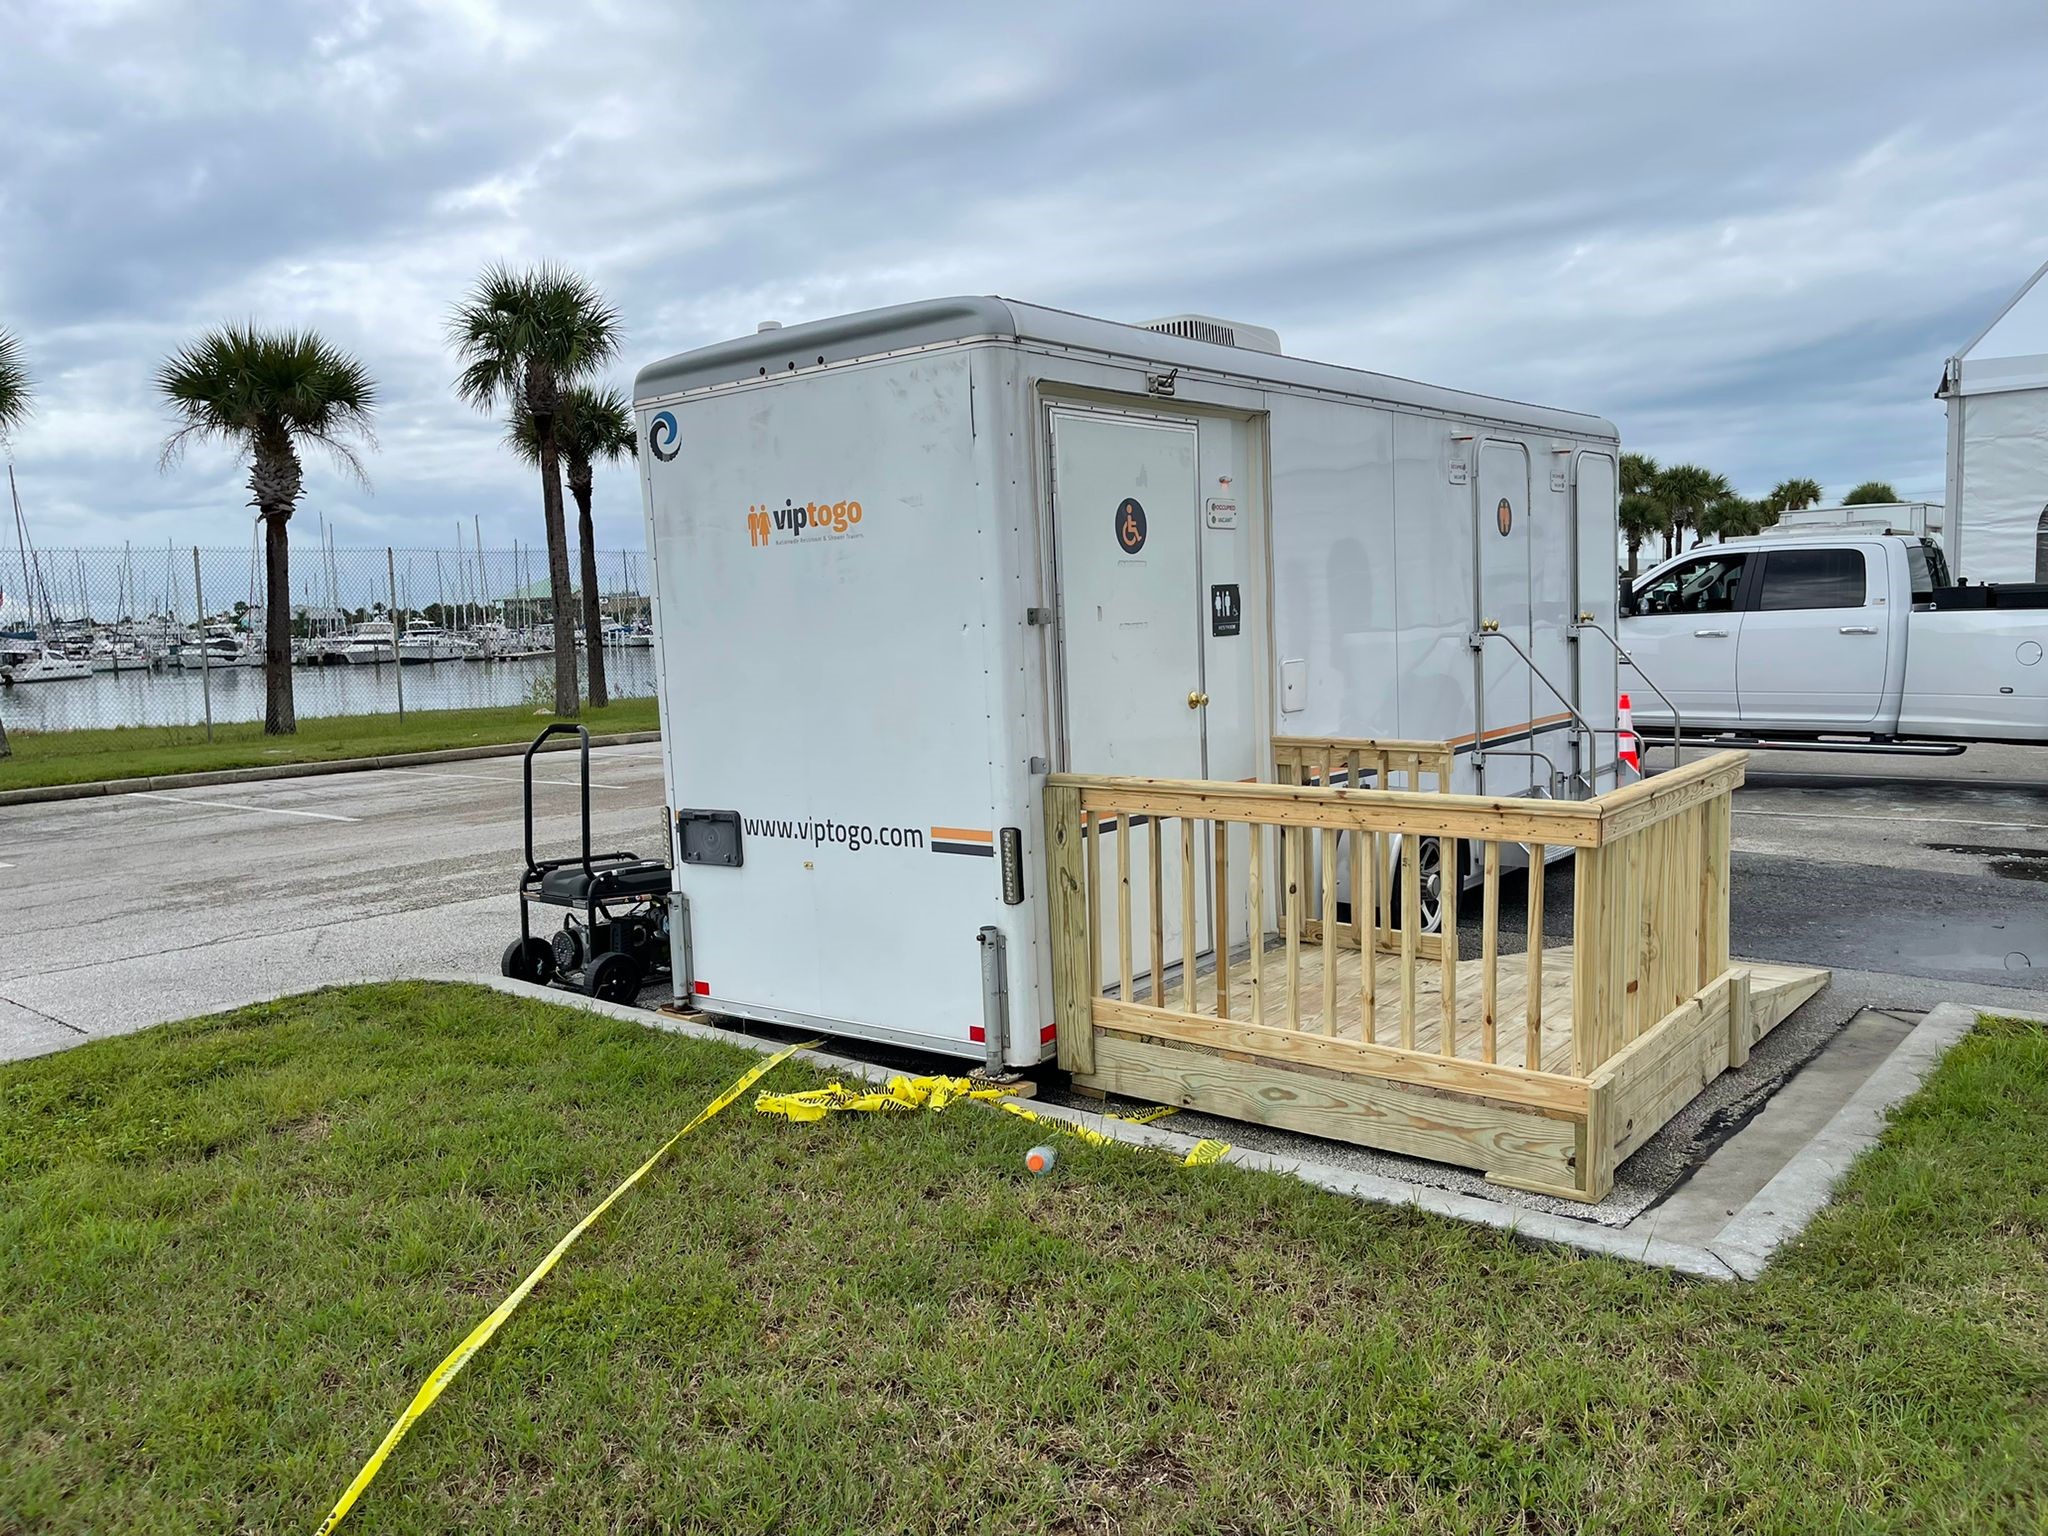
<box><xmin>502</xmin><ymin>937</ymin><xmax>556</xmax><ymax>984</ymax></box>
<box><xmin>584</xmin><ymin>950</ymin><xmax>643</xmax><ymax>1004</ymax></box>
<box><xmin>1390</xmin><ymin>836</ymin><xmax>1446</xmax><ymax>936</ymax></box>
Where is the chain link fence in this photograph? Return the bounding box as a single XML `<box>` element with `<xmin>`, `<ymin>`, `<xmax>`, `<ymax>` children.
<box><xmin>0</xmin><ymin>543</ymin><xmax>656</xmax><ymax>734</ymax></box>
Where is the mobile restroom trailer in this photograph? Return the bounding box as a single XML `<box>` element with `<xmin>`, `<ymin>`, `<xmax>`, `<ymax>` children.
<box><xmin>635</xmin><ymin>298</ymin><xmax>1622</xmax><ymax>1069</ymax></box>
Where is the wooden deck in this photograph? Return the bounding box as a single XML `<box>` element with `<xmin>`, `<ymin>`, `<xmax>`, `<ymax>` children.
<box><xmin>1125</xmin><ymin>942</ymin><xmax>1827</xmax><ymax>1081</ymax></box>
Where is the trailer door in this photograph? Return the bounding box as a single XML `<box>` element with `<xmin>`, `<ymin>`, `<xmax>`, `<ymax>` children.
<box><xmin>1475</xmin><ymin>440</ymin><xmax>1535</xmax><ymax>796</ymax></box>
<box><xmin>1051</xmin><ymin>408</ymin><xmax>1209</xmax><ymax>993</ymax></box>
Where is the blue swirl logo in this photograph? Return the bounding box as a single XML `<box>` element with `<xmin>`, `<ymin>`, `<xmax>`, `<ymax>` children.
<box><xmin>648</xmin><ymin>410</ymin><xmax>679</xmax><ymax>462</ymax></box>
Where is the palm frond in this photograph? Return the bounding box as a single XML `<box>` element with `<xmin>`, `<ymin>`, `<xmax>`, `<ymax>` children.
<box><xmin>448</xmin><ymin>261</ymin><xmax>623</xmax><ymax>418</ymax></box>
<box><xmin>0</xmin><ymin>329</ymin><xmax>32</xmax><ymax>440</ymax></box>
<box><xmin>156</xmin><ymin>323</ymin><xmax>377</xmax><ymax>482</ymax></box>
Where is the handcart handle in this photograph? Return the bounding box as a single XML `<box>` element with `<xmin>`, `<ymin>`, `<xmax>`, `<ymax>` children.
<box><xmin>522</xmin><ymin>723</ymin><xmax>592</xmax><ymax>875</ymax></box>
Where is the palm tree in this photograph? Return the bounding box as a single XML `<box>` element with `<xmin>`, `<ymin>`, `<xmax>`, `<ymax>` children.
<box><xmin>1697</xmin><ymin>493</ymin><xmax>1765</xmax><ymax>544</ymax></box>
<box><xmin>511</xmin><ymin>385</ymin><xmax>637</xmax><ymax>709</ymax></box>
<box><xmin>1621</xmin><ymin>451</ymin><xmax>1660</xmax><ymax>499</ymax></box>
<box><xmin>1843</xmin><ymin>480</ymin><xmax>1900</xmax><ymax>506</ymax></box>
<box><xmin>1653</xmin><ymin>464</ymin><xmax>1727</xmax><ymax>556</ymax></box>
<box><xmin>449</xmin><ymin>263</ymin><xmax>621</xmax><ymax>716</ymax></box>
<box><xmin>1769</xmin><ymin>477</ymin><xmax>1823</xmax><ymax>511</ymax></box>
<box><xmin>0</xmin><ymin>328</ymin><xmax>33</xmax><ymax>760</ymax></box>
<box><xmin>157</xmin><ymin>326</ymin><xmax>375</xmax><ymax>736</ymax></box>
<box><xmin>1618</xmin><ymin>491</ymin><xmax>1665</xmax><ymax>577</ymax></box>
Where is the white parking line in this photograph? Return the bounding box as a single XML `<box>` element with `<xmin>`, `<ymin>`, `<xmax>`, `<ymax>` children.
<box><xmin>386</xmin><ymin>768</ymin><xmax>626</xmax><ymax>790</ymax></box>
<box><xmin>127</xmin><ymin>791</ymin><xmax>361</xmax><ymax>823</ymax></box>
<box><xmin>1735</xmin><ymin>807</ymin><xmax>2043</xmax><ymax>832</ymax></box>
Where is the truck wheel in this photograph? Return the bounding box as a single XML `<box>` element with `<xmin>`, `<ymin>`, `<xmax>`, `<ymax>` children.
<box><xmin>1390</xmin><ymin>837</ymin><xmax>1446</xmax><ymax>936</ymax></box>
<box><xmin>501</xmin><ymin>937</ymin><xmax>556</xmax><ymax>984</ymax></box>
<box><xmin>583</xmin><ymin>951</ymin><xmax>643</xmax><ymax>1004</ymax></box>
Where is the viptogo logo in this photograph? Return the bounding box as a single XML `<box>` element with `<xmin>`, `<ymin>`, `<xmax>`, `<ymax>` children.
<box><xmin>745</xmin><ymin>497</ymin><xmax>864</xmax><ymax>548</ymax></box>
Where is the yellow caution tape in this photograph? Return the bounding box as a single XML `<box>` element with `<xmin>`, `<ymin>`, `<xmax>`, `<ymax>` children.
<box><xmin>1183</xmin><ymin>1138</ymin><xmax>1232</xmax><ymax>1166</ymax></box>
<box><xmin>755</xmin><ymin>1072</ymin><xmax>1117</xmax><ymax>1147</ymax></box>
<box><xmin>1111</xmin><ymin>1105</ymin><xmax>1182</xmax><ymax>1125</ymax></box>
<box><xmin>312</xmin><ymin>1039</ymin><xmax>817</xmax><ymax>1536</ymax></box>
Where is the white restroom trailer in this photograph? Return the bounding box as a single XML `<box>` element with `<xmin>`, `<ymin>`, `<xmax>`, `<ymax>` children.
<box><xmin>635</xmin><ymin>297</ymin><xmax>1621</xmax><ymax>1068</ymax></box>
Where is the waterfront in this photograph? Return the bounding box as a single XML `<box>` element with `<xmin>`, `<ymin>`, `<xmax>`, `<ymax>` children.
<box><xmin>0</xmin><ymin>647</ymin><xmax>657</xmax><ymax>732</ymax></box>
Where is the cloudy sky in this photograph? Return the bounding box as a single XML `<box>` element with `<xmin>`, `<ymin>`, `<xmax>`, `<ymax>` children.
<box><xmin>3</xmin><ymin>0</ymin><xmax>2046</xmax><ymax>556</ymax></box>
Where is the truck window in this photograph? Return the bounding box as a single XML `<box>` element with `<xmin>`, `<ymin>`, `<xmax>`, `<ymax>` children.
<box><xmin>1756</xmin><ymin>548</ymin><xmax>1866</xmax><ymax>610</ymax></box>
<box><xmin>1905</xmin><ymin>539</ymin><xmax>1950</xmax><ymax>600</ymax></box>
<box><xmin>1632</xmin><ymin>553</ymin><xmax>1747</xmax><ymax>616</ymax></box>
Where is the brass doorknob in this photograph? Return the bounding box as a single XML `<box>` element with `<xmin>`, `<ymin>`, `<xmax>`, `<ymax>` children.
<box><xmin>1187</xmin><ymin>690</ymin><xmax>1209</xmax><ymax>709</ymax></box>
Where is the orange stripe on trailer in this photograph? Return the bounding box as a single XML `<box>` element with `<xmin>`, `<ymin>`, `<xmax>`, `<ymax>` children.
<box><xmin>929</xmin><ymin>826</ymin><xmax>993</xmax><ymax>843</ymax></box>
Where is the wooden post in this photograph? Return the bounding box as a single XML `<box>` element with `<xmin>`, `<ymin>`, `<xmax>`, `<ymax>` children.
<box><xmin>1726</xmin><ymin>967</ymin><xmax>1753</xmax><ymax>1069</ymax></box>
<box><xmin>1702</xmin><ymin>791</ymin><xmax>1732</xmax><ymax>983</ymax></box>
<box><xmin>1180</xmin><ymin>817</ymin><xmax>1197</xmax><ymax>1013</ymax></box>
<box><xmin>1247</xmin><ymin>821</ymin><xmax>1264</xmax><ymax>1028</ymax></box>
<box><xmin>1570</xmin><ymin>841</ymin><xmax>1609</xmax><ymax>1077</ymax></box>
<box><xmin>1524</xmin><ymin>842</ymin><xmax>1546</xmax><ymax>1071</ymax></box>
<box><xmin>1044</xmin><ymin>784</ymin><xmax>1093</xmax><ymax>1075</ymax></box>
<box><xmin>1284</xmin><ymin>825</ymin><xmax>1303</xmax><ymax>1029</ymax></box>
<box><xmin>1400</xmin><ymin>839</ymin><xmax>1420</xmax><ymax>1050</ymax></box>
<box><xmin>1214</xmin><ymin>821</ymin><xmax>1231</xmax><ymax>1019</ymax></box>
<box><xmin>1321</xmin><ymin>827</ymin><xmax>1337</xmax><ymax>1035</ymax></box>
<box><xmin>1149</xmin><ymin>816</ymin><xmax>1165</xmax><ymax>1005</ymax></box>
<box><xmin>1085</xmin><ymin>810</ymin><xmax>1101</xmax><ymax>1004</ymax></box>
<box><xmin>1360</xmin><ymin>823</ymin><xmax>1378</xmax><ymax>1045</ymax></box>
<box><xmin>1480</xmin><ymin>841</ymin><xmax>1500</xmax><ymax>1064</ymax></box>
<box><xmin>1116</xmin><ymin>814</ymin><xmax>1132</xmax><ymax>1003</ymax></box>
<box><xmin>1439</xmin><ymin>835</ymin><xmax>1459</xmax><ymax>1055</ymax></box>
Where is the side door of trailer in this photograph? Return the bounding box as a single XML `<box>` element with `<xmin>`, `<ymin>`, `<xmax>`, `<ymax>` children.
<box><xmin>1474</xmin><ymin>440</ymin><xmax>1535</xmax><ymax>796</ymax></box>
<box><xmin>1050</xmin><ymin>406</ymin><xmax>1211</xmax><ymax>995</ymax></box>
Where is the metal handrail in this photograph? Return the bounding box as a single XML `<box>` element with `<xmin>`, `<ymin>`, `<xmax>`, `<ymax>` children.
<box><xmin>1569</xmin><ymin>610</ymin><xmax>1684</xmax><ymax>768</ymax></box>
<box><xmin>1471</xmin><ymin>620</ymin><xmax>1627</xmax><ymax>783</ymax></box>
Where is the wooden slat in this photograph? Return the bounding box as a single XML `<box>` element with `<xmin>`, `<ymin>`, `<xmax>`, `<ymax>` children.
<box><xmin>1439</xmin><ymin>835</ymin><xmax>1460</xmax><ymax>1055</ymax></box>
<box><xmin>1524</xmin><ymin>842</ymin><xmax>1546</xmax><ymax>1071</ymax></box>
<box><xmin>1320</xmin><ymin>827</ymin><xmax>1338</xmax><ymax>1035</ymax></box>
<box><xmin>1214</xmin><ymin>820</ymin><xmax>1231</xmax><ymax>1019</ymax></box>
<box><xmin>1044</xmin><ymin>784</ymin><xmax>1093</xmax><ymax>1075</ymax></box>
<box><xmin>1085</xmin><ymin>810</ymin><xmax>1101</xmax><ymax>1001</ymax></box>
<box><xmin>1480</xmin><ymin>841</ymin><xmax>1500</xmax><ymax>1064</ymax></box>
<box><xmin>1595</xmin><ymin>751</ymin><xmax>1747</xmax><ymax>839</ymax></box>
<box><xmin>1180</xmin><ymin>817</ymin><xmax>1197</xmax><ymax>1013</ymax></box>
<box><xmin>1246</xmin><ymin>818</ymin><xmax>1264</xmax><ymax>1028</ymax></box>
<box><xmin>1400</xmin><ymin>841</ymin><xmax>1419</xmax><ymax>1050</ymax></box>
<box><xmin>1116</xmin><ymin>813</ymin><xmax>1132</xmax><ymax>1003</ymax></box>
<box><xmin>1284</xmin><ymin>825</ymin><xmax>1303</xmax><ymax>1030</ymax></box>
<box><xmin>1149</xmin><ymin>814</ymin><xmax>1164</xmax><ymax>1006</ymax></box>
<box><xmin>1089</xmin><ymin>995</ymin><xmax>1590</xmax><ymax>1114</ymax></box>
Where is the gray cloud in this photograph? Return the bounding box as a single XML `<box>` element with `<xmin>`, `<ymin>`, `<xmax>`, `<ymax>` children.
<box><xmin>3</xmin><ymin>0</ymin><xmax>2045</xmax><ymax>552</ymax></box>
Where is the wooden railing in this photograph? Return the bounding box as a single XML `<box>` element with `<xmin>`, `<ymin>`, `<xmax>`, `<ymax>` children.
<box><xmin>1044</xmin><ymin>749</ymin><xmax>1745</xmax><ymax>1094</ymax></box>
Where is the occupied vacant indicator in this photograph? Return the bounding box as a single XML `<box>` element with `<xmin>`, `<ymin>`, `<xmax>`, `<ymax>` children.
<box><xmin>1210</xmin><ymin>583</ymin><xmax>1241</xmax><ymax>637</ymax></box>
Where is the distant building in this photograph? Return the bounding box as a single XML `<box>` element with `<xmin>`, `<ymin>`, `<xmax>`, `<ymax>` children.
<box><xmin>1769</xmin><ymin>502</ymin><xmax>1945</xmax><ymax>541</ymax></box>
<box><xmin>1938</xmin><ymin>260</ymin><xmax>2048</xmax><ymax>583</ymax></box>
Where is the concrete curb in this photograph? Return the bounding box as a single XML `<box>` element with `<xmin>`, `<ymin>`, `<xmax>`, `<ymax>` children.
<box><xmin>1706</xmin><ymin>1002</ymin><xmax>2034</xmax><ymax>1279</ymax></box>
<box><xmin>0</xmin><ymin>730</ymin><xmax>662</xmax><ymax>806</ymax></box>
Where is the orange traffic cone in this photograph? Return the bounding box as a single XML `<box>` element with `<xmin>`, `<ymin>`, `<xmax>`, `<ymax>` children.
<box><xmin>1618</xmin><ymin>692</ymin><xmax>1641</xmax><ymax>776</ymax></box>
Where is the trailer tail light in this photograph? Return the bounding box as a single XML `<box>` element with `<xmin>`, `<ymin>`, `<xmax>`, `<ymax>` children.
<box><xmin>999</xmin><ymin>827</ymin><xmax>1023</xmax><ymax>904</ymax></box>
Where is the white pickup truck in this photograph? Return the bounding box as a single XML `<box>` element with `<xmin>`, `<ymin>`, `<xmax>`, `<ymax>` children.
<box><xmin>1619</xmin><ymin>531</ymin><xmax>2048</xmax><ymax>745</ymax></box>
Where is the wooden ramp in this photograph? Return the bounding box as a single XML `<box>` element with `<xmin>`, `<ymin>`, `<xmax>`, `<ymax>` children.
<box><xmin>1142</xmin><ymin>945</ymin><xmax>1827</xmax><ymax>1080</ymax></box>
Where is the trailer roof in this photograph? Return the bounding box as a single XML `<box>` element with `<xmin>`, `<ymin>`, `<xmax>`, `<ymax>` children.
<box><xmin>634</xmin><ymin>296</ymin><xmax>1617</xmax><ymax>439</ymax></box>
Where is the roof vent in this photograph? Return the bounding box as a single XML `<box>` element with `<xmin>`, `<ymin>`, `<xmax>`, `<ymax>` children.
<box><xmin>756</xmin><ymin>320</ymin><xmax>783</xmax><ymax>333</ymax></box>
<box><xmin>1139</xmin><ymin>314</ymin><xmax>1282</xmax><ymax>355</ymax></box>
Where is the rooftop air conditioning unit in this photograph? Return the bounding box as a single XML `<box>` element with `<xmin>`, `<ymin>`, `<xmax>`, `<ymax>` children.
<box><xmin>1139</xmin><ymin>314</ymin><xmax>1283</xmax><ymax>355</ymax></box>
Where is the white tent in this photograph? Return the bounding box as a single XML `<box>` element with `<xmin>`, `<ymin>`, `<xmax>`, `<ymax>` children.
<box><xmin>1939</xmin><ymin>259</ymin><xmax>2048</xmax><ymax>583</ymax></box>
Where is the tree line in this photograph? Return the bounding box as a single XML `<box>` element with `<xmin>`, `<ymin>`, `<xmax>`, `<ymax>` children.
<box><xmin>0</xmin><ymin>261</ymin><xmax>631</xmax><ymax>750</ymax></box>
<box><xmin>1619</xmin><ymin>452</ymin><xmax>1901</xmax><ymax>577</ymax></box>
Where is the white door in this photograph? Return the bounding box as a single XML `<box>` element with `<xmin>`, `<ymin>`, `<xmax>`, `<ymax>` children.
<box><xmin>1476</xmin><ymin>441</ymin><xmax>1534</xmax><ymax>795</ymax></box>
<box><xmin>1052</xmin><ymin>409</ymin><xmax>1206</xmax><ymax>997</ymax></box>
<box><xmin>1736</xmin><ymin>544</ymin><xmax>1888</xmax><ymax>726</ymax></box>
<box><xmin>1623</xmin><ymin>549</ymin><xmax>1751</xmax><ymax>723</ymax></box>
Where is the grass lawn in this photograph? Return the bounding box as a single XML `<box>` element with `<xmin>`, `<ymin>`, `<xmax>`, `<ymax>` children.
<box><xmin>2</xmin><ymin>985</ymin><xmax>2042</xmax><ymax>1533</ymax></box>
<box><xmin>0</xmin><ymin>698</ymin><xmax>659</xmax><ymax>792</ymax></box>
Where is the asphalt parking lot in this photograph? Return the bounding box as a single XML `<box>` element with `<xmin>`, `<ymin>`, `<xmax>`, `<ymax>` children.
<box><xmin>2</xmin><ymin>738</ymin><xmax>2044</xmax><ymax>1064</ymax></box>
